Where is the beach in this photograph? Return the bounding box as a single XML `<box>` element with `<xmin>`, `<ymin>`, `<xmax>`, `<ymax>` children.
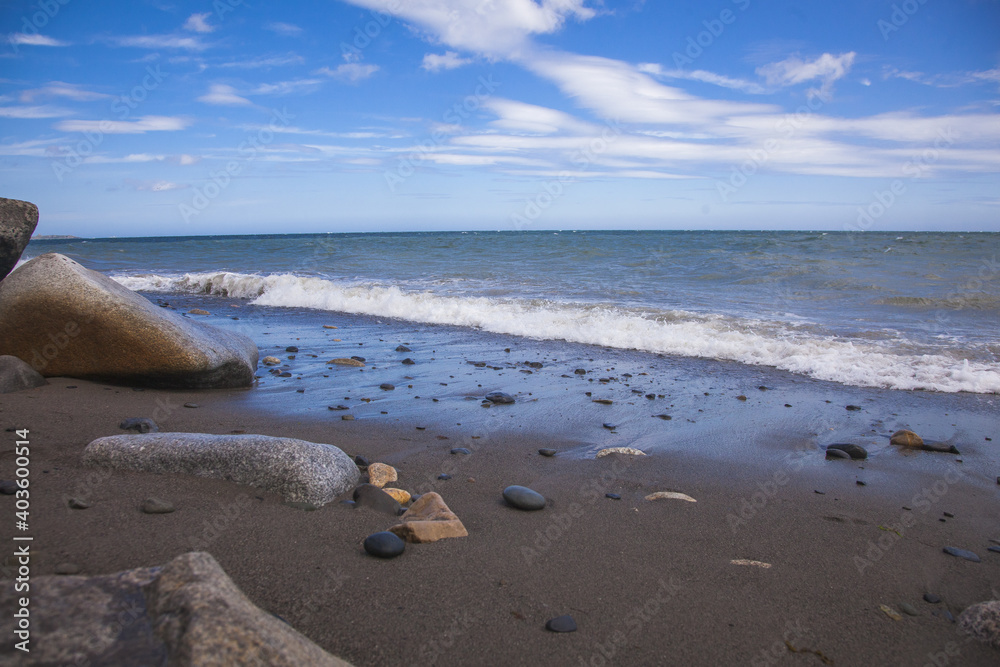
<box><xmin>3</xmin><ymin>295</ymin><xmax>998</xmax><ymax>665</ymax></box>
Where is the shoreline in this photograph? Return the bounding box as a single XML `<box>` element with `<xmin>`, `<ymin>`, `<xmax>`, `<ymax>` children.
<box><xmin>2</xmin><ymin>365</ymin><xmax>999</xmax><ymax>665</ymax></box>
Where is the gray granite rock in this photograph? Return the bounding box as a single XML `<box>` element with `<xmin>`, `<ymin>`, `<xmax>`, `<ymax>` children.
<box><xmin>83</xmin><ymin>433</ymin><xmax>360</xmax><ymax>506</ymax></box>
<box><xmin>0</xmin><ymin>552</ymin><xmax>353</xmax><ymax>666</ymax></box>
<box><xmin>0</xmin><ymin>198</ymin><xmax>38</xmax><ymax>281</ymax></box>
<box><xmin>959</xmin><ymin>600</ymin><xmax>1000</xmax><ymax>650</ymax></box>
<box><xmin>0</xmin><ymin>253</ymin><xmax>258</xmax><ymax>388</ymax></box>
<box><xmin>0</xmin><ymin>354</ymin><xmax>47</xmax><ymax>393</ymax></box>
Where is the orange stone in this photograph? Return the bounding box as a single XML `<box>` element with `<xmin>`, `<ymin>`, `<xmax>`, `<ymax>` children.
<box><xmin>388</xmin><ymin>492</ymin><xmax>467</xmax><ymax>543</ymax></box>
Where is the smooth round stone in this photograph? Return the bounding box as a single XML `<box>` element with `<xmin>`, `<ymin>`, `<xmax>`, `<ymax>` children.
<box><xmin>450</xmin><ymin>447</ymin><xmax>471</xmax><ymax>455</ymax></box>
<box><xmin>141</xmin><ymin>497</ymin><xmax>175</xmax><ymax>514</ymax></box>
<box><xmin>0</xmin><ymin>480</ymin><xmax>17</xmax><ymax>495</ymax></box>
<box><xmin>183</xmin><ymin>403</ymin><xmax>199</xmax><ymax>408</ymax></box>
<box><xmin>538</xmin><ymin>449</ymin><xmax>557</xmax><ymax>457</ymax></box>
<box><xmin>438</xmin><ymin>474</ymin><xmax>452</xmax><ymax>480</ymax></box>
<box><xmin>364</xmin><ymin>531</ymin><xmax>405</xmax><ymax>559</ymax></box>
<box><xmin>899</xmin><ymin>602</ymin><xmax>919</xmax><ymax>616</ymax></box>
<box><xmin>503</xmin><ymin>485</ymin><xmax>545</xmax><ymax>511</ymax></box>
<box><xmin>942</xmin><ymin>546</ymin><xmax>980</xmax><ymax>562</ymax></box>
<box><xmin>606</xmin><ymin>493</ymin><xmax>621</xmax><ymax>500</ymax></box>
<box><xmin>825</xmin><ymin>448</ymin><xmax>851</xmax><ymax>460</ymax></box>
<box><xmin>379</xmin><ymin>383</ymin><xmax>395</xmax><ymax>391</ymax></box>
<box><xmin>485</xmin><ymin>391</ymin><xmax>515</xmax><ymax>404</ymax></box>
<box><xmin>396</xmin><ymin>345</ymin><xmax>411</xmax><ymax>352</ymax></box>
<box><xmin>354</xmin><ymin>455</ymin><xmax>370</xmax><ymax>467</ymax></box>
<box><xmin>545</xmin><ymin>615</ymin><xmax>577</xmax><ymax>633</ymax></box>
<box><xmin>285</xmin><ymin>346</ymin><xmax>299</xmax><ymax>352</ymax></box>
<box><xmin>68</xmin><ymin>497</ymin><xmax>91</xmax><ymax>510</ymax></box>
<box><xmin>826</xmin><ymin>443</ymin><xmax>868</xmax><ymax>460</ymax></box>
<box><xmin>923</xmin><ymin>593</ymin><xmax>941</xmax><ymax>604</ymax></box>
<box><xmin>602</xmin><ymin>423</ymin><xmax>616</xmax><ymax>430</ymax></box>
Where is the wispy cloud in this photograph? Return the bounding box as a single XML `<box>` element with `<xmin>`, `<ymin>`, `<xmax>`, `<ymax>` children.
<box><xmin>20</xmin><ymin>82</ymin><xmax>111</xmax><ymax>103</ymax></box>
<box><xmin>265</xmin><ymin>22</ymin><xmax>303</xmax><ymax>37</ymax></box>
<box><xmin>218</xmin><ymin>54</ymin><xmax>304</xmax><ymax>69</ymax></box>
<box><xmin>252</xmin><ymin>79</ymin><xmax>323</xmax><ymax>95</ymax></box>
<box><xmin>638</xmin><ymin>64</ymin><xmax>766</xmax><ymax>94</ymax></box>
<box><xmin>54</xmin><ymin>116</ymin><xmax>192</xmax><ymax>134</ymax></box>
<box><xmin>127</xmin><ymin>179</ymin><xmax>188</xmax><ymax>191</ymax></box>
<box><xmin>0</xmin><ymin>105</ymin><xmax>74</xmax><ymax>119</ymax></box>
<box><xmin>113</xmin><ymin>35</ymin><xmax>209</xmax><ymax>51</ymax></box>
<box><xmin>884</xmin><ymin>66</ymin><xmax>1000</xmax><ymax>89</ymax></box>
<box><xmin>197</xmin><ymin>84</ymin><xmax>252</xmax><ymax>106</ymax></box>
<box><xmin>422</xmin><ymin>51</ymin><xmax>472</xmax><ymax>72</ymax></box>
<box><xmin>183</xmin><ymin>13</ymin><xmax>215</xmax><ymax>34</ymax></box>
<box><xmin>316</xmin><ymin>63</ymin><xmax>380</xmax><ymax>82</ymax></box>
<box><xmin>756</xmin><ymin>52</ymin><xmax>855</xmax><ymax>100</ymax></box>
<box><xmin>7</xmin><ymin>33</ymin><xmax>70</xmax><ymax>47</ymax></box>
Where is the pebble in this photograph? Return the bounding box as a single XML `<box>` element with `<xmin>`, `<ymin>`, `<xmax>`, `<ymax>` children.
<box><xmin>354</xmin><ymin>455</ymin><xmax>370</xmax><ymax>468</ymax></box>
<box><xmin>341</xmin><ymin>414</ymin><xmax>355</xmax><ymax>421</ymax></box>
<box><xmin>890</xmin><ymin>429</ymin><xmax>923</xmax><ymax>447</ymax></box>
<box><xmin>736</xmin><ymin>395</ymin><xmax>747</xmax><ymax>401</ymax></box>
<box><xmin>596</xmin><ymin>447</ymin><xmax>646</xmax><ymax>458</ymax></box>
<box><xmin>367</xmin><ymin>463</ymin><xmax>398</xmax><ymax>488</ymax></box>
<box><xmin>438</xmin><ymin>474</ymin><xmax>452</xmax><ymax>480</ymax></box>
<box><xmin>923</xmin><ymin>593</ymin><xmax>941</xmax><ymax>604</ymax></box>
<box><xmin>825</xmin><ymin>448</ymin><xmax>851</xmax><ymax>460</ymax></box>
<box><xmin>486</xmin><ymin>391</ymin><xmax>515</xmax><ymax>404</ymax></box>
<box><xmin>943</xmin><ymin>511</ymin><xmax>954</xmax><ymax>518</ymax></box>
<box><xmin>606</xmin><ymin>493</ymin><xmax>621</xmax><ymax>500</ymax></box>
<box><xmin>942</xmin><ymin>546</ymin><xmax>980</xmax><ymax>562</ymax></box>
<box><xmin>54</xmin><ymin>563</ymin><xmax>80</xmax><ymax>576</ymax></box>
<box><xmin>545</xmin><ymin>615</ymin><xmax>577</xmax><ymax>633</ymax></box>
<box><xmin>856</xmin><ymin>480</ymin><xmax>866</xmax><ymax>486</ymax></box>
<box><xmin>503</xmin><ymin>485</ymin><xmax>546</xmax><ymax>511</ymax></box>
<box><xmin>451</xmin><ymin>448</ymin><xmax>471</xmax><ymax>455</ymax></box>
<box><xmin>379</xmin><ymin>383</ymin><xmax>395</xmax><ymax>391</ymax></box>
<box><xmin>845</xmin><ymin>405</ymin><xmax>862</xmax><ymax>411</ymax></box>
<box><xmin>538</xmin><ymin>448</ymin><xmax>557</xmax><ymax>457</ymax></box>
<box><xmin>645</xmin><ymin>491</ymin><xmax>696</xmax><ymax>503</ymax></box>
<box><xmin>402</xmin><ymin>358</ymin><xmax>416</xmax><ymax>365</ymax></box>
<box><xmin>183</xmin><ymin>403</ymin><xmax>199</xmax><ymax>409</ymax></box>
<box><xmin>141</xmin><ymin>497</ymin><xmax>175</xmax><ymax>514</ymax></box>
<box><xmin>654</xmin><ymin>414</ymin><xmax>672</xmax><ymax>420</ymax></box>
<box><xmin>879</xmin><ymin>605</ymin><xmax>902</xmax><ymax>621</ymax></box>
<box><xmin>188</xmin><ymin>308</ymin><xmax>210</xmax><ymax>315</ymax></box>
<box><xmin>68</xmin><ymin>498</ymin><xmax>91</xmax><ymax>510</ymax></box>
<box><xmin>262</xmin><ymin>356</ymin><xmax>281</xmax><ymax>365</ymax></box>
<box><xmin>602</xmin><ymin>423</ymin><xmax>616</xmax><ymax>430</ymax></box>
<box><xmin>987</xmin><ymin>546</ymin><xmax>1000</xmax><ymax>554</ymax></box>
<box><xmin>826</xmin><ymin>443</ymin><xmax>868</xmax><ymax>460</ymax></box>
<box><xmin>363</xmin><ymin>531</ymin><xmax>405</xmax><ymax>559</ymax></box>
<box><xmin>285</xmin><ymin>346</ymin><xmax>299</xmax><ymax>352</ymax></box>
<box><xmin>383</xmin><ymin>488</ymin><xmax>411</xmax><ymax>505</ymax></box>
<box><xmin>329</xmin><ymin>405</ymin><xmax>350</xmax><ymax>410</ymax></box>
<box><xmin>592</xmin><ymin>399</ymin><xmax>613</xmax><ymax>405</ymax></box>
<box><xmin>119</xmin><ymin>417</ymin><xmax>158</xmax><ymax>433</ymax></box>
<box><xmin>574</xmin><ymin>369</ymin><xmax>586</xmax><ymax>374</ymax></box>
<box><xmin>330</xmin><ymin>358</ymin><xmax>365</xmax><ymax>367</ymax></box>
<box><xmin>898</xmin><ymin>602</ymin><xmax>919</xmax><ymax>616</ymax></box>
<box><xmin>0</xmin><ymin>480</ymin><xmax>17</xmax><ymax>495</ymax></box>
<box><xmin>396</xmin><ymin>345</ymin><xmax>411</xmax><ymax>352</ymax></box>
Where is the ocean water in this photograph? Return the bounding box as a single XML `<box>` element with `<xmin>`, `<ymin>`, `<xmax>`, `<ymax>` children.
<box><xmin>19</xmin><ymin>230</ymin><xmax>1000</xmax><ymax>394</ymax></box>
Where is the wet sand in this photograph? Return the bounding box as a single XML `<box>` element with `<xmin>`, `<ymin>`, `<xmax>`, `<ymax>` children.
<box><xmin>2</xmin><ymin>355</ymin><xmax>999</xmax><ymax>665</ymax></box>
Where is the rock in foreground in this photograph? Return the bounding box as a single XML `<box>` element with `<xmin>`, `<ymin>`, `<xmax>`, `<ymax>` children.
<box><xmin>0</xmin><ymin>197</ymin><xmax>38</xmax><ymax>281</ymax></box>
<box><xmin>83</xmin><ymin>433</ymin><xmax>359</xmax><ymax>507</ymax></box>
<box><xmin>0</xmin><ymin>253</ymin><xmax>258</xmax><ymax>388</ymax></box>
<box><xmin>0</xmin><ymin>552</ymin><xmax>352</xmax><ymax>666</ymax></box>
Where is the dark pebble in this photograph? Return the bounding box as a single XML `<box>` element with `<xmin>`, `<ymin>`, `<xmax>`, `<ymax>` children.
<box><xmin>987</xmin><ymin>546</ymin><xmax>1000</xmax><ymax>554</ymax></box>
<box><xmin>856</xmin><ymin>480</ymin><xmax>866</xmax><ymax>486</ymax></box>
<box><xmin>574</xmin><ymin>369</ymin><xmax>586</xmax><ymax>375</ymax></box>
<box><xmin>329</xmin><ymin>405</ymin><xmax>350</xmax><ymax>411</ymax></box>
<box><xmin>438</xmin><ymin>474</ymin><xmax>452</xmax><ymax>480</ymax></box>
<box><xmin>645</xmin><ymin>394</ymin><xmax>655</xmax><ymax>400</ymax></box>
<box><xmin>451</xmin><ymin>448</ymin><xmax>472</xmax><ymax>455</ymax></box>
<box><xmin>379</xmin><ymin>383</ymin><xmax>395</xmax><ymax>391</ymax></box>
<box><xmin>825</xmin><ymin>448</ymin><xmax>851</xmax><ymax>460</ymax></box>
<box><xmin>353</xmin><ymin>484</ymin><xmax>402</xmax><ymax>515</ymax></box>
<box><xmin>923</xmin><ymin>593</ymin><xmax>941</xmax><ymax>604</ymax></box>
<box><xmin>68</xmin><ymin>498</ymin><xmax>91</xmax><ymax>510</ymax></box>
<box><xmin>296</xmin><ymin>389</ymin><xmax>305</xmax><ymax>393</ymax></box>
<box><xmin>602</xmin><ymin>423</ymin><xmax>616</xmax><ymax>430</ymax></box>
<box><xmin>0</xmin><ymin>480</ymin><xmax>17</xmax><ymax>495</ymax></box>
<box><xmin>545</xmin><ymin>615</ymin><xmax>577</xmax><ymax>633</ymax></box>
<box><xmin>942</xmin><ymin>546</ymin><xmax>980</xmax><ymax>562</ymax></box>
<box><xmin>279</xmin><ymin>372</ymin><xmax>292</xmax><ymax>377</ymax></box>
<box><xmin>364</xmin><ymin>531</ymin><xmax>405</xmax><ymax>559</ymax></box>
<box><xmin>845</xmin><ymin>405</ymin><xmax>862</xmax><ymax>411</ymax></box>
<box><xmin>486</xmin><ymin>391</ymin><xmax>515</xmax><ymax>404</ymax></box>
<box><xmin>654</xmin><ymin>414</ymin><xmax>671</xmax><ymax>420</ymax></box>
<box><xmin>396</xmin><ymin>345</ymin><xmax>411</xmax><ymax>352</ymax></box>
<box><xmin>814</xmin><ymin>490</ymin><xmax>825</xmax><ymax>495</ymax></box>
<box><xmin>402</xmin><ymin>358</ymin><xmax>416</xmax><ymax>365</ymax></box>
<box><xmin>351</xmin><ymin>356</ymin><xmax>366</xmax><ymax>362</ymax></box>
<box><xmin>538</xmin><ymin>449</ymin><xmax>557</xmax><ymax>457</ymax></box>
<box><xmin>354</xmin><ymin>455</ymin><xmax>370</xmax><ymax>468</ymax></box>
<box><xmin>183</xmin><ymin>403</ymin><xmax>199</xmax><ymax>409</ymax></box>
<box><xmin>342</xmin><ymin>415</ymin><xmax>355</xmax><ymax>421</ymax></box>
<box><xmin>943</xmin><ymin>512</ymin><xmax>954</xmax><ymax>518</ymax></box>
<box><xmin>606</xmin><ymin>493</ymin><xmax>621</xmax><ymax>500</ymax></box>
<box><xmin>285</xmin><ymin>346</ymin><xmax>299</xmax><ymax>352</ymax></box>
<box><xmin>826</xmin><ymin>443</ymin><xmax>868</xmax><ymax>460</ymax></box>
<box><xmin>503</xmin><ymin>485</ymin><xmax>545</xmax><ymax>511</ymax></box>
<box><xmin>943</xmin><ymin>610</ymin><xmax>955</xmax><ymax>623</ymax></box>
<box><xmin>119</xmin><ymin>417</ymin><xmax>158</xmax><ymax>433</ymax></box>
<box><xmin>141</xmin><ymin>497</ymin><xmax>175</xmax><ymax>514</ymax></box>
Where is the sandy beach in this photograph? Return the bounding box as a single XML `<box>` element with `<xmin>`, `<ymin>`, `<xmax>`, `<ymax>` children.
<box><xmin>2</xmin><ymin>354</ymin><xmax>998</xmax><ymax>665</ymax></box>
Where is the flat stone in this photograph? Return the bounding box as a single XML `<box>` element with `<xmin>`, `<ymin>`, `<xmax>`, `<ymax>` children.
<box><xmin>0</xmin><ymin>197</ymin><xmax>38</xmax><ymax>281</ymax></box>
<box><xmin>83</xmin><ymin>433</ymin><xmax>359</xmax><ymax>507</ymax></box>
<box><xmin>923</xmin><ymin>593</ymin><xmax>941</xmax><ymax>604</ymax></box>
<box><xmin>0</xmin><ymin>480</ymin><xmax>15</xmax><ymax>495</ymax></box>
<box><xmin>988</xmin><ymin>546</ymin><xmax>1000</xmax><ymax>554</ymax></box>
<box><xmin>890</xmin><ymin>429</ymin><xmax>923</xmax><ymax>447</ymax></box>
<box><xmin>606</xmin><ymin>493</ymin><xmax>621</xmax><ymax>500</ymax></box>
<box><xmin>0</xmin><ymin>355</ymin><xmax>48</xmax><ymax>393</ymax></box>
<box><xmin>437</xmin><ymin>474</ymin><xmax>452</xmax><ymax>480</ymax></box>
<box><xmin>825</xmin><ymin>448</ymin><xmax>851</xmax><ymax>460</ymax></box>
<box><xmin>184</xmin><ymin>402</ymin><xmax>199</xmax><ymax>408</ymax></box>
<box><xmin>379</xmin><ymin>383</ymin><xmax>395</xmax><ymax>391</ymax></box>
<box><xmin>341</xmin><ymin>414</ymin><xmax>355</xmax><ymax>421</ymax></box>
<box><xmin>262</xmin><ymin>356</ymin><xmax>281</xmax><ymax>365</ymax></box>
<box><xmin>389</xmin><ymin>492</ymin><xmax>468</xmax><ymax>543</ymax></box>
<box><xmin>545</xmin><ymin>615</ymin><xmax>577</xmax><ymax>633</ymax></box>
<box><xmin>899</xmin><ymin>602</ymin><xmax>919</xmax><ymax>616</ymax></box>
<box><xmin>450</xmin><ymin>448</ymin><xmax>471</xmax><ymax>455</ymax></box>
<box><xmin>879</xmin><ymin>604</ymin><xmax>902</xmax><ymax>621</ymax></box>
<box><xmin>943</xmin><ymin>546</ymin><xmax>980</xmax><ymax>562</ymax></box>
<box><xmin>119</xmin><ymin>417</ymin><xmax>158</xmax><ymax>433</ymax></box>
<box><xmin>352</xmin><ymin>484</ymin><xmax>402</xmax><ymax>516</ymax></box>
<box><xmin>602</xmin><ymin>422</ymin><xmax>616</xmax><ymax>430</ymax></box>
<box><xmin>958</xmin><ymin>600</ymin><xmax>1000</xmax><ymax>650</ymax></box>
<box><xmin>538</xmin><ymin>448</ymin><xmax>557</xmax><ymax>457</ymax></box>
<box><xmin>845</xmin><ymin>404</ymin><xmax>862</xmax><ymax>411</ymax></box>
<box><xmin>592</xmin><ymin>398</ymin><xmax>613</xmax><ymax>405</ymax></box>
<box><xmin>485</xmin><ymin>391</ymin><xmax>515</xmax><ymax>404</ymax></box>
<box><xmin>188</xmin><ymin>309</ymin><xmax>210</xmax><ymax>316</ymax></box>
<box><xmin>654</xmin><ymin>414</ymin><xmax>672</xmax><ymax>420</ymax></box>
<box><xmin>141</xmin><ymin>497</ymin><xmax>175</xmax><ymax>514</ymax></box>
<box><xmin>329</xmin><ymin>358</ymin><xmax>364</xmax><ymax>367</ymax></box>
<box><xmin>0</xmin><ymin>253</ymin><xmax>258</xmax><ymax>388</ymax></box>
<box><xmin>922</xmin><ymin>441</ymin><xmax>961</xmax><ymax>454</ymax></box>
<box><xmin>503</xmin><ymin>485</ymin><xmax>545</xmax><ymax>511</ymax></box>
<box><xmin>826</xmin><ymin>443</ymin><xmax>868</xmax><ymax>460</ymax></box>
<box><xmin>68</xmin><ymin>497</ymin><xmax>91</xmax><ymax>510</ymax></box>
<box><xmin>367</xmin><ymin>462</ymin><xmax>397</xmax><ymax>488</ymax></box>
<box><xmin>574</xmin><ymin>369</ymin><xmax>586</xmax><ymax>374</ymax></box>
<box><xmin>364</xmin><ymin>531</ymin><xmax>405</xmax><ymax>558</ymax></box>
<box><xmin>596</xmin><ymin>447</ymin><xmax>646</xmax><ymax>458</ymax></box>
<box><xmin>645</xmin><ymin>491</ymin><xmax>696</xmax><ymax>503</ymax></box>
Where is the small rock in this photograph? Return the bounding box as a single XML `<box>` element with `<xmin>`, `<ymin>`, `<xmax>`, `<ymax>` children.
<box><xmin>401</xmin><ymin>358</ymin><xmax>416</xmax><ymax>365</ymax></box>
<box><xmin>183</xmin><ymin>403</ymin><xmax>199</xmax><ymax>409</ymax></box>
<box><xmin>262</xmin><ymin>356</ymin><xmax>281</xmax><ymax>365</ymax></box>
<box><xmin>606</xmin><ymin>493</ymin><xmax>621</xmax><ymax>500</ymax></box>
<box><xmin>592</xmin><ymin>399</ymin><xmax>613</xmax><ymax>405</ymax></box>
<box><xmin>329</xmin><ymin>405</ymin><xmax>350</xmax><ymax>411</ymax></box>
<box><xmin>736</xmin><ymin>395</ymin><xmax>747</xmax><ymax>401</ymax></box>
<box><xmin>890</xmin><ymin>429</ymin><xmax>923</xmax><ymax>447</ymax></box>
<box><xmin>354</xmin><ymin>455</ymin><xmax>370</xmax><ymax>468</ymax></box>
<box><xmin>341</xmin><ymin>414</ymin><xmax>355</xmax><ymax>421</ymax></box>
<box><xmin>846</xmin><ymin>405</ymin><xmax>862</xmax><ymax>411</ymax></box>
<box><xmin>389</xmin><ymin>492</ymin><xmax>468</xmax><ymax>543</ymax></box>
<box><xmin>645</xmin><ymin>491</ymin><xmax>696</xmax><ymax>503</ymax></box>
<box><xmin>545</xmin><ymin>615</ymin><xmax>577</xmax><ymax>633</ymax></box>
<box><xmin>942</xmin><ymin>546</ymin><xmax>980</xmax><ymax>562</ymax></box>
<box><xmin>367</xmin><ymin>462</ymin><xmax>398</xmax><ymax>488</ymax></box>
<box><xmin>188</xmin><ymin>308</ymin><xmax>210</xmax><ymax>315</ymax></box>
<box><xmin>574</xmin><ymin>369</ymin><xmax>586</xmax><ymax>375</ymax></box>
<box><xmin>922</xmin><ymin>441</ymin><xmax>961</xmax><ymax>454</ymax></box>
<box><xmin>503</xmin><ymin>485</ymin><xmax>545</xmax><ymax>511</ymax></box>
<box><xmin>285</xmin><ymin>346</ymin><xmax>298</xmax><ymax>352</ymax></box>
<box><xmin>54</xmin><ymin>563</ymin><xmax>80</xmax><ymax>575</ymax></box>
<box><xmin>383</xmin><ymin>488</ymin><xmax>411</xmax><ymax>505</ymax></box>
<box><xmin>395</xmin><ymin>345</ymin><xmax>411</xmax><ymax>352</ymax></box>
<box><xmin>826</xmin><ymin>443</ymin><xmax>868</xmax><ymax>460</ymax></box>
<box><xmin>329</xmin><ymin>358</ymin><xmax>365</xmax><ymax>367</ymax></box>
<box><xmin>351</xmin><ymin>356</ymin><xmax>366</xmax><ymax>362</ymax></box>
<box><xmin>450</xmin><ymin>448</ymin><xmax>471</xmax><ymax>455</ymax></box>
<box><xmin>485</xmin><ymin>391</ymin><xmax>515</xmax><ymax>404</ymax></box>
<box><xmin>825</xmin><ymin>448</ymin><xmax>852</xmax><ymax>460</ymax></box>
<box><xmin>596</xmin><ymin>447</ymin><xmax>645</xmax><ymax>458</ymax></box>
<box><xmin>923</xmin><ymin>593</ymin><xmax>942</xmax><ymax>604</ymax></box>
<box><xmin>323</xmin><ymin>324</ymin><xmax>338</xmax><ymax>329</ymax></box>
<box><xmin>988</xmin><ymin>546</ymin><xmax>1000</xmax><ymax>554</ymax></box>
<box><xmin>538</xmin><ymin>448</ymin><xmax>557</xmax><ymax>457</ymax></box>
<box><xmin>141</xmin><ymin>497</ymin><xmax>175</xmax><ymax>514</ymax></box>
<box><xmin>379</xmin><ymin>383</ymin><xmax>395</xmax><ymax>391</ymax></box>
<box><xmin>856</xmin><ymin>480</ymin><xmax>866</xmax><ymax>486</ymax></box>
<box><xmin>879</xmin><ymin>605</ymin><xmax>902</xmax><ymax>621</ymax></box>
<box><xmin>654</xmin><ymin>414</ymin><xmax>671</xmax><ymax>420</ymax></box>
<box><xmin>958</xmin><ymin>600</ymin><xmax>1000</xmax><ymax>649</ymax></box>
<box><xmin>437</xmin><ymin>474</ymin><xmax>452</xmax><ymax>480</ymax></box>
<box><xmin>900</xmin><ymin>602</ymin><xmax>919</xmax><ymax>616</ymax></box>
<box><xmin>0</xmin><ymin>480</ymin><xmax>17</xmax><ymax>495</ymax></box>
<box><xmin>363</xmin><ymin>531</ymin><xmax>405</xmax><ymax>559</ymax></box>
<box><xmin>68</xmin><ymin>497</ymin><xmax>91</xmax><ymax>510</ymax></box>
<box><xmin>602</xmin><ymin>422</ymin><xmax>616</xmax><ymax>430</ymax></box>
<box><xmin>119</xmin><ymin>417</ymin><xmax>158</xmax><ymax>433</ymax></box>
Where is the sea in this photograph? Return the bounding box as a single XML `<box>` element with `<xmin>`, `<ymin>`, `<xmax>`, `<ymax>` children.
<box><xmin>20</xmin><ymin>230</ymin><xmax>999</xmax><ymax>395</ymax></box>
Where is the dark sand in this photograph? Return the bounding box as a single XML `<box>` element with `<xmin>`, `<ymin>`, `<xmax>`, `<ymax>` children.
<box><xmin>2</xmin><ymin>367</ymin><xmax>999</xmax><ymax>665</ymax></box>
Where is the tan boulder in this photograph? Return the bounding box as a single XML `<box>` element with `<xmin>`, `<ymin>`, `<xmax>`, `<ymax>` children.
<box><xmin>389</xmin><ymin>492</ymin><xmax>468</xmax><ymax>543</ymax></box>
<box><xmin>367</xmin><ymin>462</ymin><xmax>397</xmax><ymax>488</ymax></box>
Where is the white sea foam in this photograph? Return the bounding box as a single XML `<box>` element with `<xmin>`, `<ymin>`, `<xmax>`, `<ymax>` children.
<box><xmin>112</xmin><ymin>271</ymin><xmax>1000</xmax><ymax>394</ymax></box>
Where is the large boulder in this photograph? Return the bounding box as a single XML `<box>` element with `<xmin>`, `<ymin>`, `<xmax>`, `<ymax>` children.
<box><xmin>0</xmin><ymin>253</ymin><xmax>257</xmax><ymax>388</ymax></box>
<box><xmin>0</xmin><ymin>197</ymin><xmax>38</xmax><ymax>281</ymax></box>
<box><xmin>0</xmin><ymin>552</ymin><xmax>353</xmax><ymax>666</ymax></box>
<box><xmin>83</xmin><ymin>433</ymin><xmax>360</xmax><ymax>506</ymax></box>
<box><xmin>0</xmin><ymin>354</ymin><xmax>47</xmax><ymax>393</ymax></box>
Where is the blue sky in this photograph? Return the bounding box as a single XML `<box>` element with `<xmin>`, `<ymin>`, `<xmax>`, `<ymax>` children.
<box><xmin>2</xmin><ymin>0</ymin><xmax>998</xmax><ymax>237</ymax></box>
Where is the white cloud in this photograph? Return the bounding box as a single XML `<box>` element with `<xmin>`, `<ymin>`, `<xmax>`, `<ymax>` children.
<box><xmin>638</xmin><ymin>63</ymin><xmax>766</xmax><ymax>94</ymax></box>
<box><xmin>8</xmin><ymin>33</ymin><xmax>69</xmax><ymax>47</ymax></box>
<box><xmin>219</xmin><ymin>54</ymin><xmax>304</xmax><ymax>69</ymax></box>
<box><xmin>20</xmin><ymin>82</ymin><xmax>111</xmax><ymax>103</ymax></box>
<box><xmin>197</xmin><ymin>84</ymin><xmax>253</xmax><ymax>106</ymax></box>
<box><xmin>114</xmin><ymin>35</ymin><xmax>208</xmax><ymax>51</ymax></box>
<box><xmin>0</xmin><ymin>105</ymin><xmax>74</xmax><ymax>119</ymax></box>
<box><xmin>316</xmin><ymin>64</ymin><xmax>380</xmax><ymax>82</ymax></box>
<box><xmin>756</xmin><ymin>52</ymin><xmax>855</xmax><ymax>99</ymax></box>
<box><xmin>252</xmin><ymin>79</ymin><xmax>323</xmax><ymax>95</ymax></box>
<box><xmin>54</xmin><ymin>116</ymin><xmax>192</xmax><ymax>134</ymax></box>
<box><xmin>129</xmin><ymin>179</ymin><xmax>188</xmax><ymax>191</ymax></box>
<box><xmin>265</xmin><ymin>22</ymin><xmax>303</xmax><ymax>37</ymax></box>
<box><xmin>422</xmin><ymin>51</ymin><xmax>472</xmax><ymax>72</ymax></box>
<box><xmin>884</xmin><ymin>66</ymin><xmax>1000</xmax><ymax>89</ymax></box>
<box><xmin>485</xmin><ymin>98</ymin><xmax>590</xmax><ymax>134</ymax></box>
<box><xmin>183</xmin><ymin>13</ymin><xmax>215</xmax><ymax>34</ymax></box>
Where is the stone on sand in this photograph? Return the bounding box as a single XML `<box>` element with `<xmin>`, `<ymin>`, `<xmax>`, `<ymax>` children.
<box><xmin>503</xmin><ymin>485</ymin><xmax>545</xmax><ymax>511</ymax></box>
<box><xmin>890</xmin><ymin>429</ymin><xmax>923</xmax><ymax>447</ymax></box>
<box><xmin>596</xmin><ymin>447</ymin><xmax>646</xmax><ymax>458</ymax></box>
<box><xmin>363</xmin><ymin>532</ymin><xmax>405</xmax><ymax>559</ymax></box>
<box><xmin>0</xmin><ymin>552</ymin><xmax>353</xmax><ymax>666</ymax></box>
<box><xmin>83</xmin><ymin>433</ymin><xmax>359</xmax><ymax>507</ymax></box>
<box><xmin>826</xmin><ymin>443</ymin><xmax>868</xmax><ymax>460</ymax></box>
<box><xmin>959</xmin><ymin>600</ymin><xmax>1000</xmax><ymax>650</ymax></box>
<box><xmin>0</xmin><ymin>197</ymin><xmax>38</xmax><ymax>281</ymax></box>
<box><xmin>367</xmin><ymin>462</ymin><xmax>397</xmax><ymax>488</ymax></box>
<box><xmin>352</xmin><ymin>484</ymin><xmax>402</xmax><ymax>515</ymax></box>
<box><xmin>328</xmin><ymin>358</ymin><xmax>365</xmax><ymax>367</ymax></box>
<box><xmin>645</xmin><ymin>491</ymin><xmax>697</xmax><ymax>503</ymax></box>
<box><xmin>382</xmin><ymin>488</ymin><xmax>411</xmax><ymax>505</ymax></box>
<box><xmin>0</xmin><ymin>253</ymin><xmax>258</xmax><ymax>388</ymax></box>
<box><xmin>262</xmin><ymin>356</ymin><xmax>281</xmax><ymax>365</ymax></box>
<box><xmin>0</xmin><ymin>355</ymin><xmax>47</xmax><ymax>393</ymax></box>
<box><xmin>389</xmin><ymin>492</ymin><xmax>468</xmax><ymax>543</ymax></box>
